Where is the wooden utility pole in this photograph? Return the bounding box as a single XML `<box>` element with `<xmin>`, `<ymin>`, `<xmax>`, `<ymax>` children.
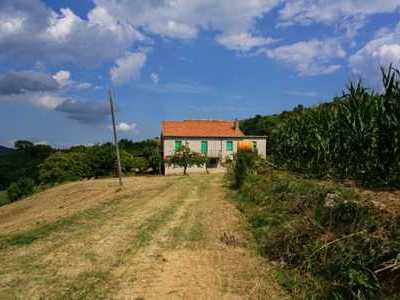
<box><xmin>109</xmin><ymin>88</ymin><xmax>123</xmax><ymax>186</ymax></box>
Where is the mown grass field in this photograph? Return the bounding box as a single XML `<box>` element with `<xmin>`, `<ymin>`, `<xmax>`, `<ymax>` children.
<box><xmin>0</xmin><ymin>174</ymin><xmax>285</xmax><ymax>299</ymax></box>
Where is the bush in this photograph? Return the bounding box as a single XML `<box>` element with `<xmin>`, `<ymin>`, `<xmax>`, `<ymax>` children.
<box><xmin>39</xmin><ymin>152</ymin><xmax>90</xmax><ymax>184</ymax></box>
<box><xmin>229</xmin><ymin>151</ymin><xmax>259</xmax><ymax>189</ymax></box>
<box><xmin>130</xmin><ymin>156</ymin><xmax>150</xmax><ymax>174</ymax></box>
<box><xmin>7</xmin><ymin>177</ymin><xmax>35</xmax><ymax>202</ymax></box>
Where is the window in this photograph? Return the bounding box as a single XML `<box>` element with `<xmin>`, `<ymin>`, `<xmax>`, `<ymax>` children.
<box><xmin>226</xmin><ymin>140</ymin><xmax>233</xmax><ymax>152</ymax></box>
<box><xmin>201</xmin><ymin>141</ymin><xmax>208</xmax><ymax>154</ymax></box>
<box><xmin>175</xmin><ymin>140</ymin><xmax>182</xmax><ymax>151</ymax></box>
<box><xmin>253</xmin><ymin>141</ymin><xmax>257</xmax><ymax>151</ymax></box>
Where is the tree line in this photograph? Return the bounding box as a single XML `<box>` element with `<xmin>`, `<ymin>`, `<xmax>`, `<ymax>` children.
<box><xmin>0</xmin><ymin>139</ymin><xmax>161</xmax><ymax>203</ymax></box>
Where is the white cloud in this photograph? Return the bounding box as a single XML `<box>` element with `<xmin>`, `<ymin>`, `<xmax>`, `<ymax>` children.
<box><xmin>216</xmin><ymin>32</ymin><xmax>276</xmax><ymax>51</ymax></box>
<box><xmin>150</xmin><ymin>72</ymin><xmax>159</xmax><ymax>84</ymax></box>
<box><xmin>0</xmin><ymin>1</ymin><xmax>143</xmax><ymax>66</ymax></box>
<box><xmin>0</xmin><ymin>92</ymin><xmax>66</xmax><ymax>110</ymax></box>
<box><xmin>52</xmin><ymin>70</ymin><xmax>71</xmax><ymax>87</ymax></box>
<box><xmin>0</xmin><ymin>15</ymin><xmax>24</xmax><ymax>37</ymax></box>
<box><xmin>33</xmin><ymin>94</ymin><xmax>66</xmax><ymax>110</ymax></box>
<box><xmin>349</xmin><ymin>22</ymin><xmax>400</xmax><ymax>84</ymax></box>
<box><xmin>114</xmin><ymin>122</ymin><xmax>137</xmax><ymax>132</ymax></box>
<box><xmin>75</xmin><ymin>82</ymin><xmax>92</xmax><ymax>90</ymax></box>
<box><xmin>93</xmin><ymin>0</ymin><xmax>281</xmax><ymax>49</ymax></box>
<box><xmin>266</xmin><ymin>39</ymin><xmax>346</xmax><ymax>76</ymax></box>
<box><xmin>52</xmin><ymin>70</ymin><xmax>93</xmax><ymax>90</ymax></box>
<box><xmin>279</xmin><ymin>0</ymin><xmax>400</xmax><ymax>27</ymax></box>
<box><xmin>149</xmin><ymin>20</ymin><xmax>197</xmax><ymax>39</ymax></box>
<box><xmin>110</xmin><ymin>51</ymin><xmax>147</xmax><ymax>85</ymax></box>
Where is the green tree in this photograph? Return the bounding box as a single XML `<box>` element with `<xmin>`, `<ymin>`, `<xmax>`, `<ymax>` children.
<box><xmin>39</xmin><ymin>152</ymin><xmax>90</xmax><ymax>184</ymax></box>
<box><xmin>7</xmin><ymin>177</ymin><xmax>35</xmax><ymax>202</ymax></box>
<box><xmin>14</xmin><ymin>140</ymin><xmax>34</xmax><ymax>151</ymax></box>
<box><xmin>167</xmin><ymin>144</ymin><xmax>206</xmax><ymax>175</ymax></box>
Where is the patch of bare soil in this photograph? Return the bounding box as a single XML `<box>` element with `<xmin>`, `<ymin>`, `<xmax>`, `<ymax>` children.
<box><xmin>359</xmin><ymin>189</ymin><xmax>400</xmax><ymax>215</ymax></box>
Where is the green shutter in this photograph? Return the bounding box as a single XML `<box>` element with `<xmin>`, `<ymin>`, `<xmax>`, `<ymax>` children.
<box><xmin>253</xmin><ymin>141</ymin><xmax>257</xmax><ymax>151</ymax></box>
<box><xmin>201</xmin><ymin>141</ymin><xmax>208</xmax><ymax>154</ymax></box>
<box><xmin>226</xmin><ymin>141</ymin><xmax>233</xmax><ymax>152</ymax></box>
<box><xmin>175</xmin><ymin>140</ymin><xmax>182</xmax><ymax>151</ymax></box>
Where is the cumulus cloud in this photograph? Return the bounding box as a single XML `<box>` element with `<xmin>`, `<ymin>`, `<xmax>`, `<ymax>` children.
<box><xmin>216</xmin><ymin>32</ymin><xmax>276</xmax><ymax>51</ymax></box>
<box><xmin>55</xmin><ymin>99</ymin><xmax>110</xmax><ymax>124</ymax></box>
<box><xmin>94</xmin><ymin>0</ymin><xmax>281</xmax><ymax>50</ymax></box>
<box><xmin>265</xmin><ymin>39</ymin><xmax>346</xmax><ymax>76</ymax></box>
<box><xmin>114</xmin><ymin>122</ymin><xmax>137</xmax><ymax>132</ymax></box>
<box><xmin>0</xmin><ymin>70</ymin><xmax>59</xmax><ymax>95</ymax></box>
<box><xmin>110</xmin><ymin>51</ymin><xmax>147</xmax><ymax>85</ymax></box>
<box><xmin>0</xmin><ymin>0</ymin><xmax>143</xmax><ymax>66</ymax></box>
<box><xmin>279</xmin><ymin>0</ymin><xmax>400</xmax><ymax>27</ymax></box>
<box><xmin>52</xmin><ymin>70</ymin><xmax>71</xmax><ymax>87</ymax></box>
<box><xmin>349</xmin><ymin>22</ymin><xmax>400</xmax><ymax>83</ymax></box>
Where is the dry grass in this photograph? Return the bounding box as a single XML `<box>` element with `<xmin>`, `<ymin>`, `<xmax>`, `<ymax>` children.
<box><xmin>0</xmin><ymin>174</ymin><xmax>285</xmax><ymax>299</ymax></box>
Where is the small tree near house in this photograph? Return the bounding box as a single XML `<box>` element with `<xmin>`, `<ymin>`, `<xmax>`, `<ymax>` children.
<box><xmin>167</xmin><ymin>144</ymin><xmax>207</xmax><ymax>175</ymax></box>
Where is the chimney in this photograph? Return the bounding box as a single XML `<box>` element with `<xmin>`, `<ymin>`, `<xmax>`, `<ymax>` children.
<box><xmin>234</xmin><ymin>119</ymin><xmax>240</xmax><ymax>132</ymax></box>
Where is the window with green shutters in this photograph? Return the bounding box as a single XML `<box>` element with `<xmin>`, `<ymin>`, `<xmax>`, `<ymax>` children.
<box><xmin>175</xmin><ymin>140</ymin><xmax>182</xmax><ymax>151</ymax></box>
<box><xmin>253</xmin><ymin>141</ymin><xmax>257</xmax><ymax>151</ymax></box>
<box><xmin>226</xmin><ymin>141</ymin><xmax>233</xmax><ymax>152</ymax></box>
<box><xmin>201</xmin><ymin>141</ymin><xmax>208</xmax><ymax>154</ymax></box>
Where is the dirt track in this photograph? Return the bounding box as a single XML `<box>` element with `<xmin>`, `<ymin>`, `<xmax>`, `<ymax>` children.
<box><xmin>0</xmin><ymin>174</ymin><xmax>285</xmax><ymax>299</ymax></box>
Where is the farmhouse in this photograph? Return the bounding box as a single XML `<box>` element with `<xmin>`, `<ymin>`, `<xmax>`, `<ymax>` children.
<box><xmin>161</xmin><ymin>119</ymin><xmax>267</xmax><ymax>175</ymax></box>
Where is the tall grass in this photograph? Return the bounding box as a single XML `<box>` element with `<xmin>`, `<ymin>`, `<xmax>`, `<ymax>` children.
<box><xmin>270</xmin><ymin>66</ymin><xmax>400</xmax><ymax>187</ymax></box>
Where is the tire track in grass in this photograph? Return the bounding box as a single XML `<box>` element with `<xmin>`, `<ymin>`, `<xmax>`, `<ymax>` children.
<box><xmin>0</xmin><ymin>177</ymin><xmax>185</xmax><ymax>299</ymax></box>
<box><xmin>53</xmin><ymin>177</ymin><xmax>195</xmax><ymax>300</ymax></box>
<box><xmin>113</xmin><ymin>175</ymin><xmax>207</xmax><ymax>298</ymax></box>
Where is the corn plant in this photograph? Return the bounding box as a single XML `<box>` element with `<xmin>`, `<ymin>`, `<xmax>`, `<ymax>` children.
<box><xmin>270</xmin><ymin>66</ymin><xmax>400</xmax><ymax>187</ymax></box>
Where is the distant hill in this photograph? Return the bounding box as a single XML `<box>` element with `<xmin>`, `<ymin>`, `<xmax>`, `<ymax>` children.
<box><xmin>0</xmin><ymin>145</ymin><xmax>14</xmax><ymax>155</ymax></box>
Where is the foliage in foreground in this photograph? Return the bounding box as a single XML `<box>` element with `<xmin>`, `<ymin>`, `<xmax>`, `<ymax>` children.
<box><xmin>227</xmin><ymin>154</ymin><xmax>400</xmax><ymax>299</ymax></box>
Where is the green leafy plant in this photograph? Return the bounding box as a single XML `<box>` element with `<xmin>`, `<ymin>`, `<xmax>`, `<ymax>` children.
<box><xmin>167</xmin><ymin>144</ymin><xmax>207</xmax><ymax>175</ymax></box>
<box><xmin>7</xmin><ymin>177</ymin><xmax>35</xmax><ymax>202</ymax></box>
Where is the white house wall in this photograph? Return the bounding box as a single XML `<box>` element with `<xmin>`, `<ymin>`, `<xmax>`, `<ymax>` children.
<box><xmin>163</xmin><ymin>137</ymin><xmax>267</xmax><ymax>175</ymax></box>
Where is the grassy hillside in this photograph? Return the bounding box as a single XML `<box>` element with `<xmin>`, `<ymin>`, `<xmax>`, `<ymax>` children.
<box><xmin>0</xmin><ymin>175</ymin><xmax>285</xmax><ymax>299</ymax></box>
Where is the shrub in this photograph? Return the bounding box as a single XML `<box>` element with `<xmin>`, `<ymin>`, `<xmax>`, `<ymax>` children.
<box><xmin>130</xmin><ymin>156</ymin><xmax>150</xmax><ymax>174</ymax></box>
<box><xmin>39</xmin><ymin>152</ymin><xmax>90</xmax><ymax>184</ymax></box>
<box><xmin>7</xmin><ymin>177</ymin><xmax>35</xmax><ymax>202</ymax></box>
<box><xmin>229</xmin><ymin>151</ymin><xmax>259</xmax><ymax>189</ymax></box>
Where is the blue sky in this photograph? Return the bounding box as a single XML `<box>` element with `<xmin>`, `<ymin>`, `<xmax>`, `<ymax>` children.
<box><xmin>0</xmin><ymin>0</ymin><xmax>399</xmax><ymax>147</ymax></box>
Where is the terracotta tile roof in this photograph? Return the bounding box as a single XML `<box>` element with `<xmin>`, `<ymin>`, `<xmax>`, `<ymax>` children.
<box><xmin>162</xmin><ymin>120</ymin><xmax>245</xmax><ymax>137</ymax></box>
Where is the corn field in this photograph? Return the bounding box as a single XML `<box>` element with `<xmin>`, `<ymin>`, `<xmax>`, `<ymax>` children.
<box><xmin>270</xmin><ymin>66</ymin><xmax>400</xmax><ymax>187</ymax></box>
